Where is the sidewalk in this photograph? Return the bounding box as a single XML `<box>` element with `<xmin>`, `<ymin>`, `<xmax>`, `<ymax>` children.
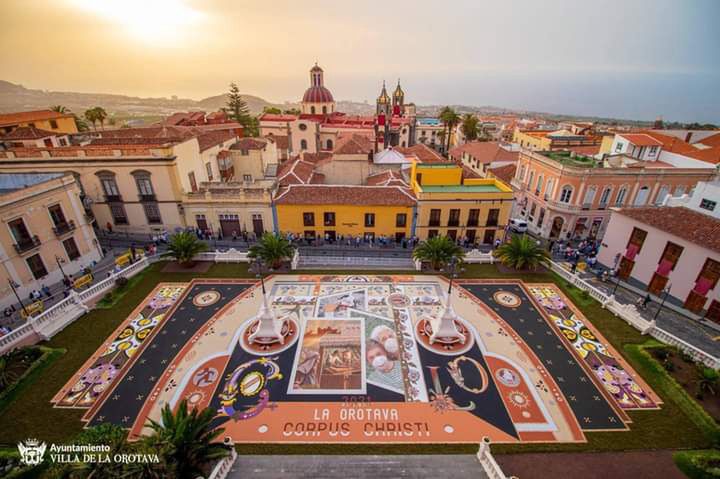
<box><xmin>555</xmin><ymin>258</ymin><xmax>720</xmax><ymax>358</ymax></box>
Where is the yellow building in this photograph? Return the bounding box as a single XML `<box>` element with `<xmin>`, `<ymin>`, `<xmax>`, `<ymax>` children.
<box><xmin>0</xmin><ymin>110</ymin><xmax>78</xmax><ymax>135</ymax></box>
<box><xmin>410</xmin><ymin>162</ymin><xmax>514</xmax><ymax>244</ymax></box>
<box><xmin>0</xmin><ymin>173</ymin><xmax>101</xmax><ymax>309</ymax></box>
<box><xmin>513</xmin><ymin>128</ymin><xmax>601</xmax><ymax>152</ymax></box>
<box><xmin>273</xmin><ymin>184</ymin><xmax>416</xmax><ymax>242</ymax></box>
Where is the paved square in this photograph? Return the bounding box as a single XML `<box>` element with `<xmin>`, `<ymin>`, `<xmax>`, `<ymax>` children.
<box><xmin>55</xmin><ymin>275</ymin><xmax>660</xmax><ymax>444</ymax></box>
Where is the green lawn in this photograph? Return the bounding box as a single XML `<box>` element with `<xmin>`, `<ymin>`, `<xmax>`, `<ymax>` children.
<box><xmin>0</xmin><ymin>261</ymin><xmax>716</xmax><ymax>456</ymax></box>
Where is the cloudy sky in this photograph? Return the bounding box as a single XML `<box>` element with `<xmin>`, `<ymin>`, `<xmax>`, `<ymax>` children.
<box><xmin>2</xmin><ymin>0</ymin><xmax>719</xmax><ymax>122</ymax></box>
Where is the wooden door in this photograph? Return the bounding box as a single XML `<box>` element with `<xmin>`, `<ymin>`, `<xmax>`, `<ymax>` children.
<box><xmin>252</xmin><ymin>214</ymin><xmax>264</xmax><ymax>237</ymax></box>
<box><xmin>684</xmin><ymin>290</ymin><xmax>707</xmax><ymax>314</ymax></box>
<box><xmin>648</xmin><ymin>272</ymin><xmax>668</xmax><ymax>296</ymax></box>
<box><xmin>483</xmin><ymin>229</ymin><xmax>496</xmax><ymax>244</ymax></box>
<box><xmin>617</xmin><ymin>256</ymin><xmax>634</xmax><ymax>280</ymax></box>
<box><xmin>706</xmin><ymin>300</ymin><xmax>720</xmax><ymax>324</ymax></box>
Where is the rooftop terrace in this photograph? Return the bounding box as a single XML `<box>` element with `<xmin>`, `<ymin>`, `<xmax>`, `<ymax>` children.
<box><xmin>541</xmin><ymin>150</ymin><xmax>598</xmax><ymax>168</ymax></box>
<box><xmin>420</xmin><ymin>184</ymin><xmax>504</xmax><ymax>193</ymax></box>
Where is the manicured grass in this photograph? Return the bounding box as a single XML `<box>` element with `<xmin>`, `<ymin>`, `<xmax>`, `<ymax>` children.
<box><xmin>674</xmin><ymin>450</ymin><xmax>720</xmax><ymax>479</ymax></box>
<box><xmin>0</xmin><ymin>261</ymin><xmax>716</xmax><ymax>455</ymax></box>
<box><xmin>0</xmin><ymin>346</ymin><xmax>65</xmax><ymax>416</ymax></box>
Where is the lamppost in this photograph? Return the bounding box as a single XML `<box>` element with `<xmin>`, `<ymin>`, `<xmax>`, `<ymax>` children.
<box><xmin>8</xmin><ymin>279</ymin><xmax>29</xmax><ymax>317</ymax></box>
<box><xmin>653</xmin><ymin>284</ymin><xmax>672</xmax><ymax>322</ymax></box>
<box><xmin>611</xmin><ymin>271</ymin><xmax>622</xmax><ymax>296</ymax></box>
<box><xmin>55</xmin><ymin>256</ymin><xmax>67</xmax><ymax>279</ymax></box>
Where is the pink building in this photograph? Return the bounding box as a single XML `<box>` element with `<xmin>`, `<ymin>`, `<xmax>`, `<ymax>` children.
<box><xmin>597</xmin><ymin>206</ymin><xmax>720</xmax><ymax>323</ymax></box>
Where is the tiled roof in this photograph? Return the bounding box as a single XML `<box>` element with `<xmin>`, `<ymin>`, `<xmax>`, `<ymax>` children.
<box><xmin>302</xmin><ymin>86</ymin><xmax>334</xmax><ymax>103</ymax></box>
<box><xmin>395</xmin><ymin>144</ymin><xmax>447</xmax><ymax>163</ymax></box>
<box><xmin>269</xmin><ymin>135</ymin><xmax>289</xmax><ymax>149</ymax></box>
<box><xmin>301</xmin><ymin>152</ymin><xmax>333</xmax><ymax>164</ymax></box>
<box><xmin>683</xmin><ymin>147</ymin><xmax>720</xmax><ymax>165</ymax></box>
<box><xmin>460</xmin><ymin>164</ymin><xmax>481</xmax><ymax>179</ymax></box>
<box><xmin>259</xmin><ymin>113</ymin><xmax>298</xmax><ymax>122</ymax></box>
<box><xmin>641</xmin><ymin>130</ymin><xmax>720</xmax><ymax>164</ymax></box>
<box><xmin>197</xmin><ymin>129</ymin><xmax>238</xmax><ymax>152</ymax></box>
<box><xmin>275</xmin><ymin>184</ymin><xmax>416</xmax><ymax>206</ymax></box>
<box><xmin>231</xmin><ymin>138</ymin><xmax>267</xmax><ymax>151</ymax></box>
<box><xmin>619</xmin><ymin>133</ymin><xmax>663</xmax><ymax>147</ymax></box>
<box><xmin>449</xmin><ymin>141</ymin><xmax>519</xmax><ymax>164</ymax></box>
<box><xmin>0</xmin><ymin>126</ymin><xmax>59</xmax><ymax>140</ymax></box>
<box><xmin>488</xmin><ymin>164</ymin><xmax>517</xmax><ymax>184</ymax></box>
<box><xmin>641</xmin><ymin>131</ymin><xmax>696</xmax><ymax>154</ymax></box>
<box><xmin>0</xmin><ymin>109</ymin><xmax>73</xmax><ymax>127</ymax></box>
<box><xmin>366</xmin><ymin>169</ymin><xmax>408</xmax><ymax>187</ymax></box>
<box><xmin>616</xmin><ymin>206</ymin><xmax>720</xmax><ymax>255</ymax></box>
<box><xmin>334</xmin><ymin>133</ymin><xmax>374</xmax><ymax>155</ymax></box>
<box><xmin>277</xmin><ymin>157</ymin><xmax>318</xmax><ymax>186</ymax></box>
<box><xmin>699</xmin><ymin>132</ymin><xmax>720</xmax><ymax>148</ymax></box>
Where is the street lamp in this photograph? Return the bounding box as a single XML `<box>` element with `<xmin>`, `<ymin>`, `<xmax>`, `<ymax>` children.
<box><xmin>55</xmin><ymin>256</ymin><xmax>67</xmax><ymax>279</ymax></box>
<box><xmin>653</xmin><ymin>283</ymin><xmax>672</xmax><ymax>322</ymax></box>
<box><xmin>8</xmin><ymin>279</ymin><xmax>29</xmax><ymax>317</ymax></box>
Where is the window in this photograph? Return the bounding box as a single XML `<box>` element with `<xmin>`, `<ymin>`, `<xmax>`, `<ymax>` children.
<box><xmin>304</xmin><ymin>230</ymin><xmax>315</xmax><ymax>239</ymax></box>
<box><xmin>240</xmin><ymin>149</ymin><xmax>249</xmax><ymax>156</ymax></box>
<box><xmin>537</xmin><ymin>208</ymin><xmax>545</xmax><ymax>227</ymax></box>
<box><xmin>300</xmin><ymin>139</ymin><xmax>308</xmax><ymax>150</ymax></box>
<box><xmin>599</xmin><ymin>187</ymin><xmax>611</xmax><ymax>206</ymax></box>
<box><xmin>673</xmin><ymin>186</ymin><xmax>686</xmax><ymax>196</ymax></box>
<box><xmin>365</xmin><ymin>213</ymin><xmax>375</xmax><ymax>227</ymax></box>
<box><xmin>529</xmin><ymin>202</ymin><xmax>537</xmax><ymax>220</ymax></box>
<box><xmin>26</xmin><ymin>254</ymin><xmax>47</xmax><ymax>280</ymax></box>
<box><xmin>63</xmin><ymin>237</ymin><xmax>80</xmax><ymax>261</ymax></box>
<box><xmin>110</xmin><ymin>203</ymin><xmax>128</xmax><ymax>225</ymax></box>
<box><xmin>188</xmin><ymin>172</ymin><xmax>197</xmax><ymax>193</ymax></box>
<box><xmin>448</xmin><ymin>209</ymin><xmax>460</xmax><ymax>227</ymax></box>
<box><xmin>545</xmin><ymin>178</ymin><xmax>554</xmax><ymax>199</ymax></box>
<box><xmin>303</xmin><ymin>212</ymin><xmax>315</xmax><ymax>227</ymax></box>
<box><xmin>206</xmin><ymin>162</ymin><xmax>213</xmax><ymax>181</ymax></box>
<box><xmin>467</xmin><ymin>209</ymin><xmax>480</xmax><ymax>227</ymax></box>
<box><xmin>655</xmin><ymin>185</ymin><xmax>670</xmax><ymax>205</ymax></box>
<box><xmin>535</xmin><ymin>175</ymin><xmax>543</xmax><ymax>196</ymax></box>
<box><xmin>582</xmin><ymin>186</ymin><xmax>596</xmax><ymax>208</ymax></box>
<box><xmin>615</xmin><ymin>187</ymin><xmax>627</xmax><ymax>206</ymax></box>
<box><xmin>324</xmin><ymin>212</ymin><xmax>336</xmax><ymax>226</ymax></box>
<box><xmin>100</xmin><ymin>177</ymin><xmax>120</xmax><ymax>198</ymax></box>
<box><xmin>243</xmin><ymin>174</ymin><xmax>252</xmax><ymax>182</ymax></box>
<box><xmin>700</xmin><ymin>198</ymin><xmax>717</xmax><ymax>212</ymax></box>
<box><xmin>299</xmin><ymin>123</ymin><xmax>307</xmax><ymax>131</ymax></box>
<box><xmin>8</xmin><ymin>218</ymin><xmax>32</xmax><ymax>244</ymax></box>
<box><xmin>143</xmin><ymin>203</ymin><xmax>162</xmax><ymax>224</ymax></box>
<box><xmin>634</xmin><ymin>186</ymin><xmax>649</xmax><ymax>206</ymax></box>
<box><xmin>559</xmin><ymin>186</ymin><xmax>573</xmax><ymax>203</ymax></box>
<box><xmin>49</xmin><ymin>119</ymin><xmax>58</xmax><ymax>129</ymax></box>
<box><xmin>326</xmin><ymin>139</ymin><xmax>333</xmax><ymax>150</ymax></box>
<box><xmin>135</xmin><ymin>176</ymin><xmax>154</xmax><ymax>197</ymax></box>
<box><xmin>322</xmin><ymin>106</ymin><xmax>327</xmax><ymax>114</ymax></box>
<box><xmin>528</xmin><ymin>170</ymin><xmax>535</xmax><ymax>188</ymax></box>
<box><xmin>487</xmin><ymin>208</ymin><xmax>500</xmax><ymax>227</ymax></box>
<box><xmin>615</xmin><ymin>141</ymin><xmax>624</xmax><ymax>152</ymax></box>
<box><xmin>428</xmin><ymin>229</ymin><xmax>439</xmax><ymax>238</ymax></box>
<box><xmin>311</xmin><ymin>106</ymin><xmax>316</xmax><ymax>114</ymax></box>
<box><xmin>428</xmin><ymin>209</ymin><xmax>441</xmax><ymax>227</ymax></box>
<box><xmin>648</xmin><ymin>146</ymin><xmax>658</xmax><ymax>156</ymax></box>
<box><xmin>48</xmin><ymin>204</ymin><xmax>67</xmax><ymax>227</ymax></box>
<box><xmin>396</xmin><ymin>213</ymin><xmax>407</xmax><ymax>228</ymax></box>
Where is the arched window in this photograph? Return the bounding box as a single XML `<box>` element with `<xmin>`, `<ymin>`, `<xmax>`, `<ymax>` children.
<box><xmin>634</xmin><ymin>186</ymin><xmax>650</xmax><ymax>206</ymax></box>
<box><xmin>615</xmin><ymin>187</ymin><xmax>627</xmax><ymax>206</ymax></box>
<box><xmin>599</xmin><ymin>186</ymin><xmax>611</xmax><ymax>206</ymax></box>
<box><xmin>559</xmin><ymin>185</ymin><xmax>573</xmax><ymax>203</ymax></box>
<box><xmin>326</xmin><ymin>139</ymin><xmax>333</xmax><ymax>150</ymax></box>
<box><xmin>528</xmin><ymin>170</ymin><xmax>535</xmax><ymax>188</ymax></box>
<box><xmin>545</xmin><ymin>178</ymin><xmax>554</xmax><ymax>199</ymax></box>
<box><xmin>300</xmin><ymin>139</ymin><xmax>308</xmax><ymax>150</ymax></box>
<box><xmin>535</xmin><ymin>175</ymin><xmax>543</xmax><ymax>195</ymax></box>
<box><xmin>322</xmin><ymin>106</ymin><xmax>327</xmax><ymax>114</ymax></box>
<box><xmin>583</xmin><ymin>185</ymin><xmax>596</xmax><ymax>207</ymax></box>
<box><xmin>518</xmin><ymin>165</ymin><xmax>526</xmax><ymax>181</ymax></box>
<box><xmin>655</xmin><ymin>185</ymin><xmax>670</xmax><ymax>205</ymax></box>
<box><xmin>401</xmin><ymin>141</ymin><xmax>406</xmax><ymax>147</ymax></box>
<box><xmin>310</xmin><ymin>106</ymin><xmax>316</xmax><ymax>114</ymax></box>
<box><xmin>131</xmin><ymin>170</ymin><xmax>155</xmax><ymax>199</ymax></box>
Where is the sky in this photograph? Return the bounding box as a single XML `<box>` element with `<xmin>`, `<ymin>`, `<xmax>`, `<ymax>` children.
<box><xmin>1</xmin><ymin>0</ymin><xmax>719</xmax><ymax>123</ymax></box>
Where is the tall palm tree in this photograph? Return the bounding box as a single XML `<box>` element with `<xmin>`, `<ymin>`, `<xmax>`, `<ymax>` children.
<box><xmin>84</xmin><ymin>108</ymin><xmax>98</xmax><ymax>131</ymax></box>
<box><xmin>248</xmin><ymin>233</ymin><xmax>295</xmax><ymax>269</ymax></box>
<box><xmin>439</xmin><ymin>107</ymin><xmax>460</xmax><ymax>153</ymax></box>
<box><xmin>460</xmin><ymin>113</ymin><xmax>481</xmax><ymax>142</ymax></box>
<box><xmin>167</xmin><ymin>232</ymin><xmax>208</xmax><ymax>267</ymax></box>
<box><xmin>94</xmin><ymin>106</ymin><xmax>108</xmax><ymax>130</ymax></box>
<box><xmin>412</xmin><ymin>236</ymin><xmax>465</xmax><ymax>270</ymax></box>
<box><xmin>494</xmin><ymin>234</ymin><xmax>549</xmax><ymax>270</ymax></box>
<box><xmin>50</xmin><ymin>105</ymin><xmax>68</xmax><ymax>113</ymax></box>
<box><xmin>146</xmin><ymin>399</ymin><xmax>230</xmax><ymax>479</ymax></box>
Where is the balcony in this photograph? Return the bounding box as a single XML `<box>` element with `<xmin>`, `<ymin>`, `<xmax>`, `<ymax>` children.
<box><xmin>52</xmin><ymin>220</ymin><xmax>76</xmax><ymax>237</ymax></box>
<box><xmin>467</xmin><ymin>220</ymin><xmax>479</xmax><ymax>227</ymax></box>
<box><xmin>105</xmin><ymin>194</ymin><xmax>123</xmax><ymax>203</ymax></box>
<box><xmin>139</xmin><ymin>194</ymin><xmax>157</xmax><ymax>202</ymax></box>
<box><xmin>14</xmin><ymin>235</ymin><xmax>41</xmax><ymax>254</ymax></box>
<box><xmin>545</xmin><ymin>199</ymin><xmax>582</xmax><ymax>213</ymax></box>
<box><xmin>447</xmin><ymin>220</ymin><xmax>460</xmax><ymax>227</ymax></box>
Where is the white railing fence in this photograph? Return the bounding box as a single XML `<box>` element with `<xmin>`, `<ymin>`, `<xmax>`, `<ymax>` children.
<box><xmin>476</xmin><ymin>438</ymin><xmax>515</xmax><ymax>479</ymax></box>
<box><xmin>464</xmin><ymin>249</ymin><xmax>495</xmax><ymax>264</ymax></box>
<box><xmin>207</xmin><ymin>447</ymin><xmax>237</xmax><ymax>479</ymax></box>
<box><xmin>546</xmin><ymin>260</ymin><xmax>720</xmax><ymax>370</ymax></box>
<box><xmin>0</xmin><ymin>256</ymin><xmax>157</xmax><ymax>355</ymax></box>
<box><xmin>194</xmin><ymin>248</ymin><xmax>250</xmax><ymax>263</ymax></box>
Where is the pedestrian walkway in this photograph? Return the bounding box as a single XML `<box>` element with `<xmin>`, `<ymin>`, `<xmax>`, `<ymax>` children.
<box><xmin>228</xmin><ymin>455</ymin><xmax>489</xmax><ymax>479</ymax></box>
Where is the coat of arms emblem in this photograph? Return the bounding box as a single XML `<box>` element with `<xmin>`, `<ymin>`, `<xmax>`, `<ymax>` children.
<box><xmin>17</xmin><ymin>439</ymin><xmax>47</xmax><ymax>466</ymax></box>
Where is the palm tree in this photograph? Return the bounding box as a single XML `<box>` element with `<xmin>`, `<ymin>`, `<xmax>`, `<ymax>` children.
<box><xmin>494</xmin><ymin>234</ymin><xmax>550</xmax><ymax>270</ymax></box>
<box><xmin>50</xmin><ymin>105</ymin><xmax>67</xmax><ymax>113</ymax></box>
<box><xmin>439</xmin><ymin>107</ymin><xmax>460</xmax><ymax>153</ymax></box>
<box><xmin>412</xmin><ymin>236</ymin><xmax>465</xmax><ymax>271</ymax></box>
<box><xmin>248</xmin><ymin>233</ymin><xmax>295</xmax><ymax>270</ymax></box>
<box><xmin>146</xmin><ymin>399</ymin><xmax>230</xmax><ymax>479</ymax></box>
<box><xmin>460</xmin><ymin>113</ymin><xmax>481</xmax><ymax>142</ymax></box>
<box><xmin>94</xmin><ymin>106</ymin><xmax>108</xmax><ymax>130</ymax></box>
<box><xmin>167</xmin><ymin>232</ymin><xmax>208</xmax><ymax>267</ymax></box>
<box><xmin>84</xmin><ymin>108</ymin><xmax>98</xmax><ymax>131</ymax></box>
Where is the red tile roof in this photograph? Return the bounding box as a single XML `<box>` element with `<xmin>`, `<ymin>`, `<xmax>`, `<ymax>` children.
<box><xmin>699</xmin><ymin>132</ymin><xmax>720</xmax><ymax>148</ymax></box>
<box><xmin>616</xmin><ymin>206</ymin><xmax>720</xmax><ymax>254</ymax></box>
<box><xmin>366</xmin><ymin>169</ymin><xmax>408</xmax><ymax>187</ymax></box>
<box><xmin>395</xmin><ymin>144</ymin><xmax>447</xmax><ymax>163</ymax></box>
<box><xmin>641</xmin><ymin>130</ymin><xmax>720</xmax><ymax>164</ymax></box>
<box><xmin>275</xmin><ymin>184</ymin><xmax>416</xmax><ymax>206</ymax></box>
<box><xmin>619</xmin><ymin>133</ymin><xmax>663</xmax><ymax>147</ymax></box>
<box><xmin>449</xmin><ymin>141</ymin><xmax>519</xmax><ymax>164</ymax></box>
<box><xmin>0</xmin><ymin>126</ymin><xmax>59</xmax><ymax>140</ymax></box>
<box><xmin>259</xmin><ymin>113</ymin><xmax>298</xmax><ymax>122</ymax></box>
<box><xmin>641</xmin><ymin>131</ymin><xmax>696</xmax><ymax>154</ymax></box>
<box><xmin>231</xmin><ymin>138</ymin><xmax>267</xmax><ymax>151</ymax></box>
<box><xmin>197</xmin><ymin>129</ymin><xmax>238</xmax><ymax>152</ymax></box>
<box><xmin>267</xmin><ymin>135</ymin><xmax>289</xmax><ymax>150</ymax></box>
<box><xmin>334</xmin><ymin>133</ymin><xmax>374</xmax><ymax>155</ymax></box>
<box><xmin>488</xmin><ymin>164</ymin><xmax>517</xmax><ymax>184</ymax></box>
<box><xmin>0</xmin><ymin>109</ymin><xmax>73</xmax><ymax>127</ymax></box>
<box><xmin>277</xmin><ymin>158</ymin><xmax>319</xmax><ymax>186</ymax></box>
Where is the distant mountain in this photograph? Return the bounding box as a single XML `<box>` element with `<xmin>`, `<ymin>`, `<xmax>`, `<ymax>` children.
<box><xmin>0</xmin><ymin>80</ymin><xmax>281</xmax><ymax>117</ymax></box>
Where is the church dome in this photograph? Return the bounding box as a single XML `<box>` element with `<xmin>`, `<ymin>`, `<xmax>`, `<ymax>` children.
<box><xmin>302</xmin><ymin>85</ymin><xmax>334</xmax><ymax>103</ymax></box>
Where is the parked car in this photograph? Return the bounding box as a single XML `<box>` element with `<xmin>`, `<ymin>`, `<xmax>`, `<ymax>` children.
<box><xmin>509</xmin><ymin>218</ymin><xmax>528</xmax><ymax>233</ymax></box>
